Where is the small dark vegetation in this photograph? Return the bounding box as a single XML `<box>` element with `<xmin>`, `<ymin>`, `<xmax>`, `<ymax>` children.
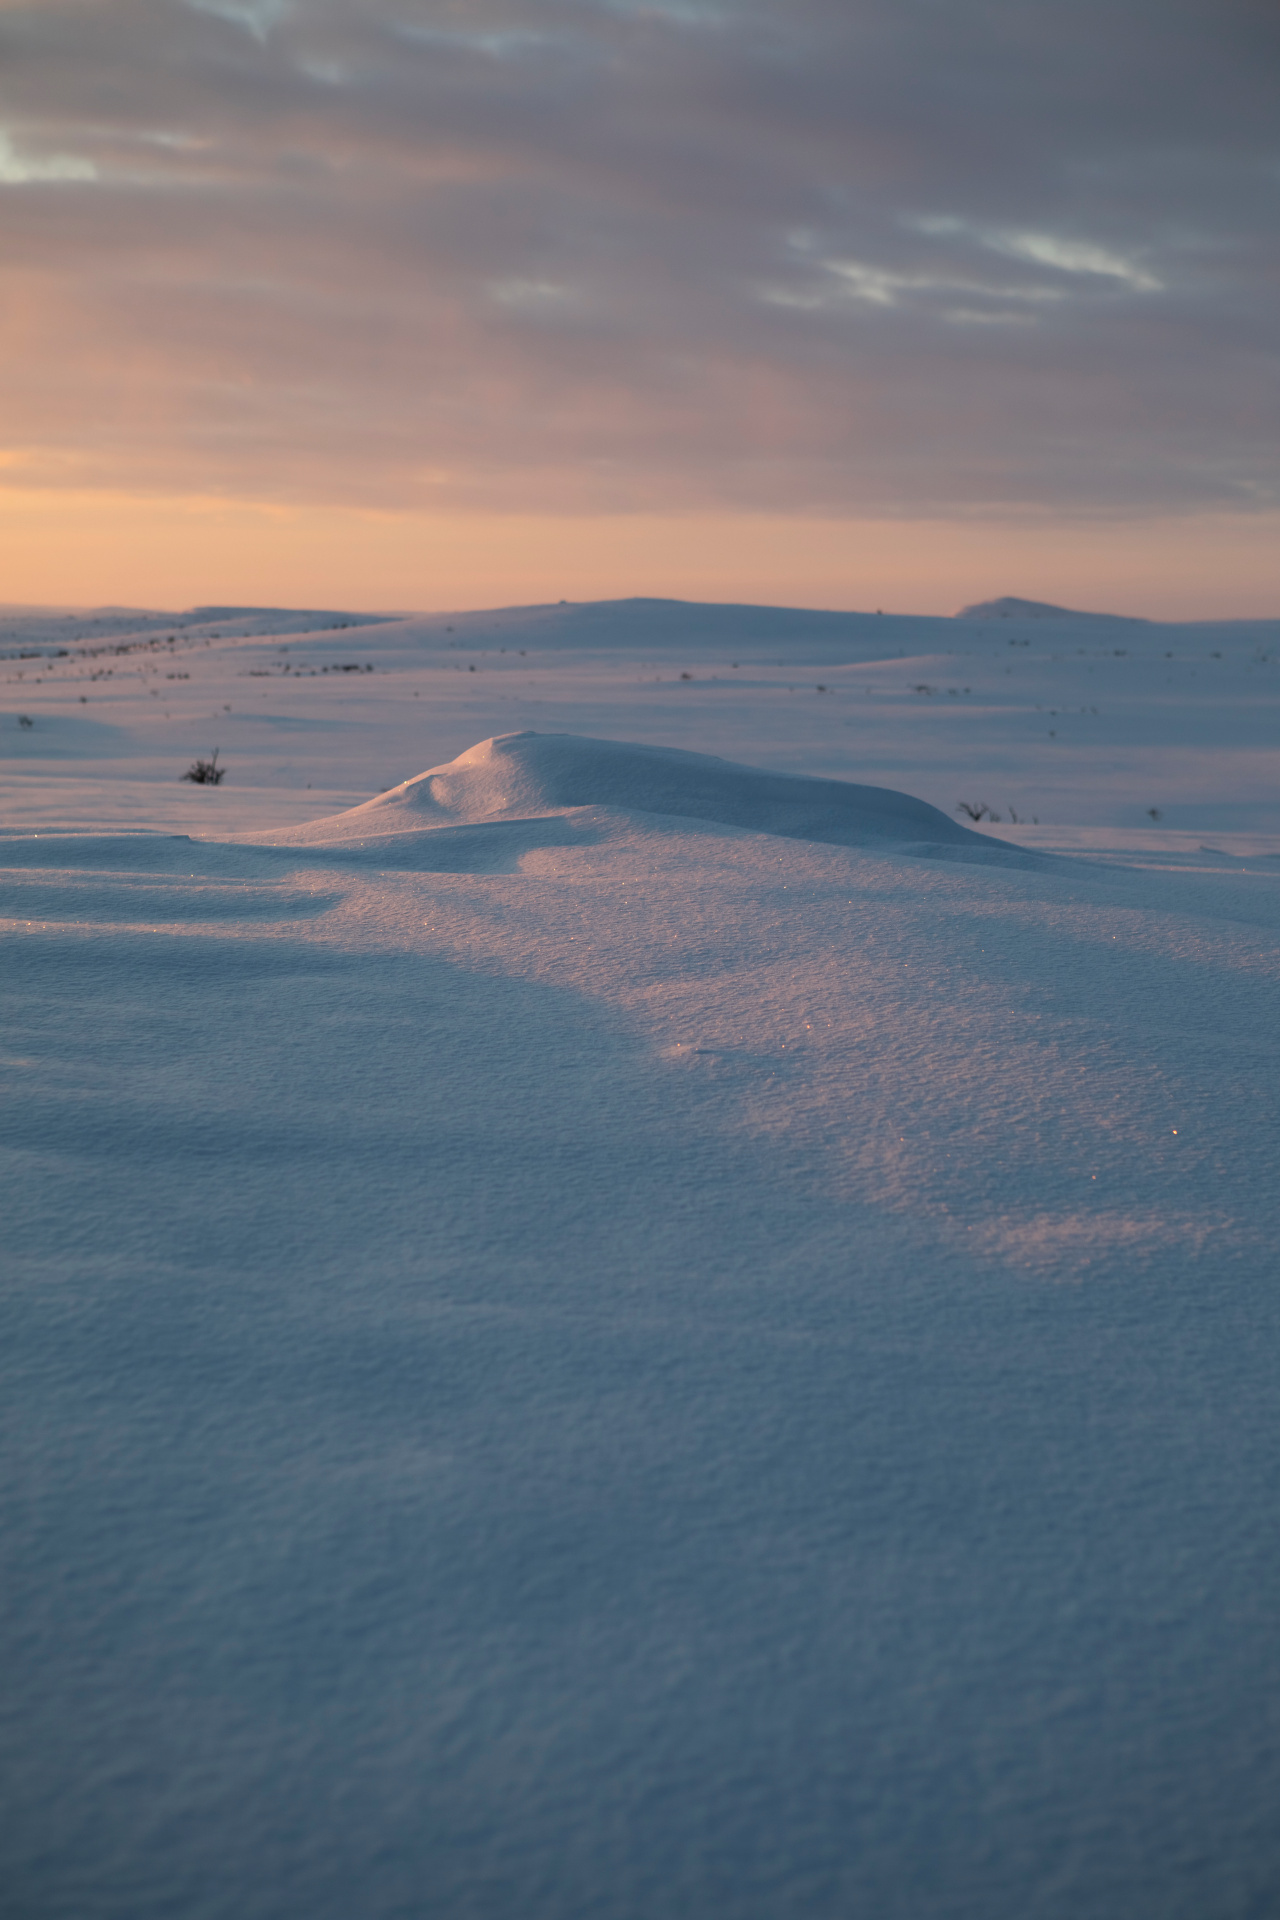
<box><xmin>956</xmin><ymin>800</ymin><xmax>992</xmax><ymax>821</ymax></box>
<box><xmin>17</xmin><ymin>714</ymin><xmax>33</xmax><ymax>729</ymax></box>
<box><xmin>183</xmin><ymin>749</ymin><xmax>224</xmax><ymax>785</ymax></box>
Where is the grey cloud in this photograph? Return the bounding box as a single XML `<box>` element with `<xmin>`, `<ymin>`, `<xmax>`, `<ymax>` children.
<box><xmin>1</xmin><ymin>0</ymin><xmax>1277</xmax><ymax>514</ymax></box>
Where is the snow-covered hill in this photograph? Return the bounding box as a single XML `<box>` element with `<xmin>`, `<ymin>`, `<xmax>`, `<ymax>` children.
<box><xmin>955</xmin><ymin>595</ymin><xmax>1149</xmax><ymax>621</ymax></box>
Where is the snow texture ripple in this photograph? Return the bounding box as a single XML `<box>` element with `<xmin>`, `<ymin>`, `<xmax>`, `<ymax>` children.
<box><xmin>3</xmin><ymin>601</ymin><xmax>1280</xmax><ymax>1920</ymax></box>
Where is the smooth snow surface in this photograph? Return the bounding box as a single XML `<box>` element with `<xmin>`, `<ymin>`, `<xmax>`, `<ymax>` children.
<box><xmin>4</xmin><ymin>598</ymin><xmax>1280</xmax><ymax>1920</ymax></box>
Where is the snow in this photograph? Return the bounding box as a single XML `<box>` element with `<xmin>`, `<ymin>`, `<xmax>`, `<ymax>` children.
<box><xmin>3</xmin><ymin>597</ymin><xmax>1280</xmax><ymax>1918</ymax></box>
<box><xmin>269</xmin><ymin>731</ymin><xmax>1007</xmax><ymax>857</ymax></box>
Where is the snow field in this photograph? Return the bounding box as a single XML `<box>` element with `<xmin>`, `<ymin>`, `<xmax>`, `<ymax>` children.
<box><xmin>3</xmin><ymin>601</ymin><xmax>1280</xmax><ymax>1918</ymax></box>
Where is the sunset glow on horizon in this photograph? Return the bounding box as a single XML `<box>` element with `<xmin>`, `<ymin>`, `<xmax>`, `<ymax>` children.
<box><xmin>3</xmin><ymin>0</ymin><xmax>1278</xmax><ymax>617</ymax></box>
<box><xmin>4</xmin><ymin>487</ymin><xmax>1280</xmax><ymax>621</ymax></box>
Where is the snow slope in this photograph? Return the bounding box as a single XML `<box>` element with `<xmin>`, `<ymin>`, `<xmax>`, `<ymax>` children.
<box><xmin>3</xmin><ymin>600</ymin><xmax>1280</xmax><ymax>1920</ymax></box>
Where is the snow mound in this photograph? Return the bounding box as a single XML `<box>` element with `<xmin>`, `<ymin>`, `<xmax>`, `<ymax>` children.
<box><xmin>263</xmin><ymin>732</ymin><xmax>1010</xmax><ymax>856</ymax></box>
<box><xmin>956</xmin><ymin>595</ymin><xmax>1145</xmax><ymax>622</ymax></box>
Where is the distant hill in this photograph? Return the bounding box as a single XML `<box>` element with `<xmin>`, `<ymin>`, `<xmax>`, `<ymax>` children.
<box><xmin>956</xmin><ymin>596</ymin><xmax>1146</xmax><ymax>622</ymax></box>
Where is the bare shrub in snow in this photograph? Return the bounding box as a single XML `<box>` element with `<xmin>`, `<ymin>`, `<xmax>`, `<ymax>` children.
<box><xmin>183</xmin><ymin>750</ymin><xmax>224</xmax><ymax>785</ymax></box>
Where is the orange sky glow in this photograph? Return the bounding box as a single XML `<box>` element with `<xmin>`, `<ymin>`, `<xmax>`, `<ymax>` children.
<box><xmin>3</xmin><ymin>487</ymin><xmax>1278</xmax><ymax>621</ymax></box>
<box><xmin>3</xmin><ymin>0</ymin><xmax>1277</xmax><ymax>619</ymax></box>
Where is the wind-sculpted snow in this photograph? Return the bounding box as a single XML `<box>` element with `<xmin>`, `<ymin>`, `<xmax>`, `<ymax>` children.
<box><xmin>4</xmin><ymin>603</ymin><xmax>1280</xmax><ymax>1920</ymax></box>
<box><xmin>263</xmin><ymin>732</ymin><xmax>1035</xmax><ymax>867</ymax></box>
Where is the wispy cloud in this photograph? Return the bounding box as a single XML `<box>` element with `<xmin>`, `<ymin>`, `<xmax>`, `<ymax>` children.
<box><xmin>0</xmin><ymin>127</ymin><xmax>96</xmax><ymax>184</ymax></box>
<box><xmin>182</xmin><ymin>0</ymin><xmax>294</xmax><ymax>43</ymax></box>
<box><xmin>910</xmin><ymin>216</ymin><xmax>1164</xmax><ymax>293</ymax></box>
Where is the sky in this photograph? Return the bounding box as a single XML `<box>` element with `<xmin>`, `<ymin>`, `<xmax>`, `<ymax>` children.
<box><xmin>2</xmin><ymin>0</ymin><xmax>1278</xmax><ymax>616</ymax></box>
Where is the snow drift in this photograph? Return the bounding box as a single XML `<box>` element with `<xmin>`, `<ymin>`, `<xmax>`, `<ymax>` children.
<box><xmin>263</xmin><ymin>731</ymin><xmax>1003</xmax><ymax>855</ymax></box>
